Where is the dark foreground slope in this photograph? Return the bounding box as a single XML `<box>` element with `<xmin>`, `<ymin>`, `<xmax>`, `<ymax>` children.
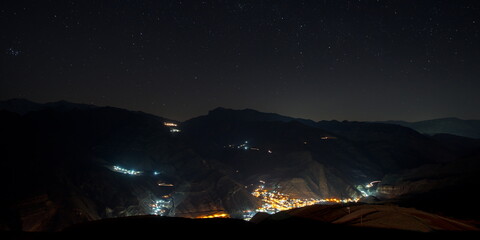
<box><xmin>4</xmin><ymin>203</ymin><xmax>479</xmax><ymax>238</ymax></box>
<box><xmin>3</xmin><ymin>215</ymin><xmax>477</xmax><ymax>239</ymax></box>
<box><xmin>252</xmin><ymin>203</ymin><xmax>479</xmax><ymax>232</ymax></box>
<box><xmin>65</xmin><ymin>207</ymin><xmax>478</xmax><ymax>238</ymax></box>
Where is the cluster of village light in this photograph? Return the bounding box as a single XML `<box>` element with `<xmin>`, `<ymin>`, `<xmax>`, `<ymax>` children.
<box><xmin>225</xmin><ymin>141</ymin><xmax>252</xmax><ymax>150</ymax></box>
<box><xmin>150</xmin><ymin>198</ymin><xmax>173</xmax><ymax>216</ymax></box>
<box><xmin>246</xmin><ymin>181</ymin><xmax>359</xmax><ymax>218</ymax></box>
<box><xmin>109</xmin><ymin>165</ymin><xmax>175</xmax><ymax>216</ymax></box>
<box><xmin>355</xmin><ymin>180</ymin><xmax>381</xmax><ymax>197</ymax></box>
<box><xmin>224</xmin><ymin>141</ymin><xmax>272</xmax><ymax>154</ymax></box>
<box><xmin>112</xmin><ymin>165</ymin><xmax>143</xmax><ymax>175</ymax></box>
<box><xmin>108</xmin><ymin>137</ymin><xmax>370</xmax><ymax>220</ymax></box>
<box><xmin>196</xmin><ymin>213</ymin><xmax>230</xmax><ymax>219</ymax></box>
<box><xmin>163</xmin><ymin>122</ymin><xmax>181</xmax><ymax>133</ymax></box>
<box><xmin>110</xmin><ymin>165</ymin><xmax>165</xmax><ymax>177</ymax></box>
<box><xmin>225</xmin><ymin>136</ymin><xmax>338</xmax><ymax>155</ymax></box>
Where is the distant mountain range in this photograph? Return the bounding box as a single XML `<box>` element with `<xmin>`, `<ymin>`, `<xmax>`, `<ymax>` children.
<box><xmin>0</xmin><ymin>98</ymin><xmax>97</xmax><ymax>114</ymax></box>
<box><xmin>2</xmin><ymin>99</ymin><xmax>479</xmax><ymax>139</ymax></box>
<box><xmin>381</xmin><ymin>118</ymin><xmax>480</xmax><ymax>139</ymax></box>
<box><xmin>1</xmin><ymin>99</ymin><xmax>479</xmax><ymax>232</ymax></box>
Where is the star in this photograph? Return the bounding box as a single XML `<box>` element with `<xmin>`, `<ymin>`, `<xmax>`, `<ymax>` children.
<box><xmin>6</xmin><ymin>47</ymin><xmax>21</xmax><ymax>56</ymax></box>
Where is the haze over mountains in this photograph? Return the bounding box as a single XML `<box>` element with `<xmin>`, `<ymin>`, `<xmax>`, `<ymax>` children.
<box><xmin>382</xmin><ymin>118</ymin><xmax>480</xmax><ymax>139</ymax></box>
<box><xmin>1</xmin><ymin>99</ymin><xmax>479</xmax><ymax>232</ymax></box>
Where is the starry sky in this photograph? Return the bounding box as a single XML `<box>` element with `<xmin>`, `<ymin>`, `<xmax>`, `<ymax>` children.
<box><xmin>1</xmin><ymin>0</ymin><xmax>479</xmax><ymax>122</ymax></box>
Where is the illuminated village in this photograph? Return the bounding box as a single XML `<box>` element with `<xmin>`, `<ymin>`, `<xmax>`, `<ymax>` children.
<box><xmin>245</xmin><ymin>180</ymin><xmax>360</xmax><ymax>219</ymax></box>
<box><xmin>112</xmin><ymin>165</ymin><xmax>143</xmax><ymax>176</ymax></box>
<box><xmin>163</xmin><ymin>122</ymin><xmax>181</xmax><ymax>133</ymax></box>
<box><xmin>150</xmin><ymin>198</ymin><xmax>173</xmax><ymax>216</ymax></box>
<box><xmin>108</xmin><ymin>163</ymin><xmax>361</xmax><ymax>220</ymax></box>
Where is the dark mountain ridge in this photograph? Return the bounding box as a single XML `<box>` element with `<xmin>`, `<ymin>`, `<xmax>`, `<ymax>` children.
<box><xmin>0</xmin><ymin>98</ymin><xmax>97</xmax><ymax>115</ymax></box>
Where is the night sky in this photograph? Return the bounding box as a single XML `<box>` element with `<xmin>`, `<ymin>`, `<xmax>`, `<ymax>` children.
<box><xmin>1</xmin><ymin>0</ymin><xmax>479</xmax><ymax>122</ymax></box>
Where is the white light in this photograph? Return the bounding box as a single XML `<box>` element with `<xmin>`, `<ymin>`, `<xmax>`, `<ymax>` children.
<box><xmin>151</xmin><ymin>198</ymin><xmax>172</xmax><ymax>216</ymax></box>
<box><xmin>112</xmin><ymin>165</ymin><xmax>143</xmax><ymax>175</ymax></box>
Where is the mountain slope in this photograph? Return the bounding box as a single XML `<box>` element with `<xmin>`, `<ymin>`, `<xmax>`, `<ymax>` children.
<box><xmin>181</xmin><ymin>107</ymin><xmax>474</xmax><ymax>211</ymax></box>
<box><xmin>0</xmin><ymin>104</ymin><xmax>256</xmax><ymax>230</ymax></box>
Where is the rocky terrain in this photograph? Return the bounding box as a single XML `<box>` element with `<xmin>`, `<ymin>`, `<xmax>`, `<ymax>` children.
<box><xmin>1</xmin><ymin>99</ymin><xmax>479</xmax><ymax>232</ymax></box>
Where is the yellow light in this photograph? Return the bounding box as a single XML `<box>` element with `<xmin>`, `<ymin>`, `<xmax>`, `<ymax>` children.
<box><xmin>196</xmin><ymin>213</ymin><xmax>230</xmax><ymax>219</ymax></box>
<box><xmin>250</xmin><ymin>181</ymin><xmax>359</xmax><ymax>214</ymax></box>
<box><xmin>163</xmin><ymin>122</ymin><xmax>178</xmax><ymax>127</ymax></box>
